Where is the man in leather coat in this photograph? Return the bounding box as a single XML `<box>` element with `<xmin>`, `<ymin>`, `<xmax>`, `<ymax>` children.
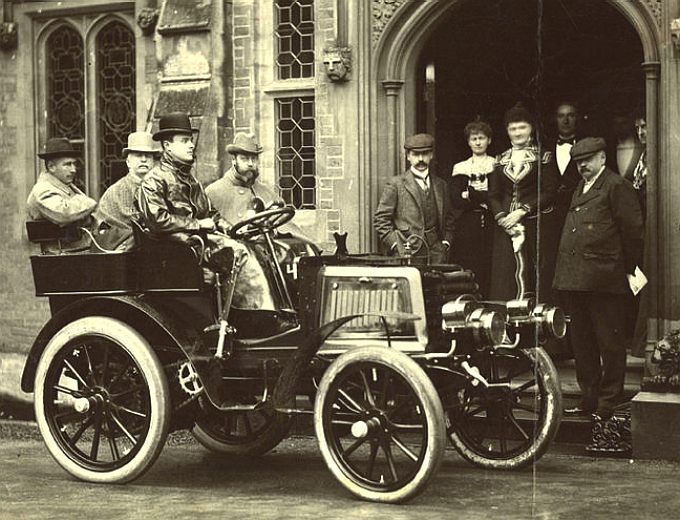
<box><xmin>136</xmin><ymin>112</ymin><xmax>247</xmax><ymax>305</ymax></box>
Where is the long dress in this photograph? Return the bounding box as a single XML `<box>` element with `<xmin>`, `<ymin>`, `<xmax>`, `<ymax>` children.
<box><xmin>487</xmin><ymin>145</ymin><xmax>559</xmax><ymax>301</ymax></box>
<box><xmin>450</xmin><ymin>155</ymin><xmax>496</xmax><ymax>297</ymax></box>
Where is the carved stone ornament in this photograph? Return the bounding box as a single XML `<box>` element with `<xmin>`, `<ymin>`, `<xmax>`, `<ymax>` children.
<box><xmin>642</xmin><ymin>329</ymin><xmax>680</xmax><ymax>392</ymax></box>
<box><xmin>137</xmin><ymin>7</ymin><xmax>160</xmax><ymax>36</ymax></box>
<box><xmin>372</xmin><ymin>0</ymin><xmax>406</xmax><ymax>45</ymax></box>
<box><xmin>585</xmin><ymin>412</ymin><xmax>632</xmax><ymax>457</ymax></box>
<box><xmin>323</xmin><ymin>43</ymin><xmax>352</xmax><ymax>82</ymax></box>
<box><xmin>640</xmin><ymin>0</ymin><xmax>662</xmax><ymax>28</ymax></box>
<box><xmin>0</xmin><ymin>22</ymin><xmax>17</xmax><ymax>52</ymax></box>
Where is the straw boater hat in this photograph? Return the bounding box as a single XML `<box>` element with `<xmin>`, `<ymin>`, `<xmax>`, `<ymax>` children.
<box><xmin>227</xmin><ymin>133</ymin><xmax>263</xmax><ymax>155</ymax></box>
<box><xmin>152</xmin><ymin>112</ymin><xmax>199</xmax><ymax>141</ymax></box>
<box><xmin>38</xmin><ymin>138</ymin><xmax>80</xmax><ymax>159</ymax></box>
<box><xmin>123</xmin><ymin>132</ymin><xmax>160</xmax><ymax>157</ymax></box>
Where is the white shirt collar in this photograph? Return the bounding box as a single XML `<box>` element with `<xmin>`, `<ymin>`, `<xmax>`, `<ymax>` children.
<box><xmin>410</xmin><ymin>166</ymin><xmax>429</xmax><ymax>180</ymax></box>
<box><xmin>582</xmin><ymin>165</ymin><xmax>606</xmax><ymax>193</ymax></box>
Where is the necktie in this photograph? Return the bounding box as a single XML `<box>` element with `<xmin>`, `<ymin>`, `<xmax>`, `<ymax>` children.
<box><xmin>557</xmin><ymin>137</ymin><xmax>576</xmax><ymax>146</ymax></box>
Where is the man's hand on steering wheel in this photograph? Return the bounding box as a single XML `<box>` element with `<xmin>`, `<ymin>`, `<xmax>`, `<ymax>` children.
<box><xmin>228</xmin><ymin>205</ymin><xmax>295</xmax><ymax>240</ymax></box>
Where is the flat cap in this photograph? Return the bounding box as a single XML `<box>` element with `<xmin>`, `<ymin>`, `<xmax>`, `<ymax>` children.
<box><xmin>570</xmin><ymin>137</ymin><xmax>607</xmax><ymax>161</ymax></box>
<box><xmin>404</xmin><ymin>133</ymin><xmax>434</xmax><ymax>152</ymax></box>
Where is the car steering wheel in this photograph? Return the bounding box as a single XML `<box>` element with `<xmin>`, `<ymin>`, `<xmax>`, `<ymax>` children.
<box><xmin>228</xmin><ymin>206</ymin><xmax>296</xmax><ymax>240</ymax></box>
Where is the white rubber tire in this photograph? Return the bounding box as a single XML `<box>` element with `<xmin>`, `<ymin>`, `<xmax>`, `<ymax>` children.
<box><xmin>314</xmin><ymin>346</ymin><xmax>446</xmax><ymax>503</ymax></box>
<box><xmin>34</xmin><ymin>316</ymin><xmax>170</xmax><ymax>483</ymax></box>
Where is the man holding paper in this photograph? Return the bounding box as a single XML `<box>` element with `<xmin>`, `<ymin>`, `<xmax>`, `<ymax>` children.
<box><xmin>553</xmin><ymin>137</ymin><xmax>644</xmax><ymax>420</ymax></box>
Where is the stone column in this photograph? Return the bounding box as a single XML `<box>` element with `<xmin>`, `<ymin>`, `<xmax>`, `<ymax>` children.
<box><xmin>382</xmin><ymin>79</ymin><xmax>404</xmax><ymax>181</ymax></box>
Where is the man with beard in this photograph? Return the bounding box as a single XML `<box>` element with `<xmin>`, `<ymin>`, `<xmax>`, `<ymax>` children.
<box><xmin>206</xmin><ymin>133</ymin><xmax>284</xmax><ymax>223</ymax></box>
<box><xmin>93</xmin><ymin>131</ymin><xmax>159</xmax><ymax>250</ymax></box>
<box><xmin>553</xmin><ymin>137</ymin><xmax>643</xmax><ymax>419</ymax></box>
<box><xmin>206</xmin><ymin>133</ymin><xmax>310</xmax><ymax>310</ymax></box>
<box><xmin>374</xmin><ymin>133</ymin><xmax>454</xmax><ymax>263</ymax></box>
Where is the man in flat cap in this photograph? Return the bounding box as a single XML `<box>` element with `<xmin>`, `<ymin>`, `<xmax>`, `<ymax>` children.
<box><xmin>553</xmin><ymin>137</ymin><xmax>643</xmax><ymax>420</ymax></box>
<box><xmin>374</xmin><ymin>133</ymin><xmax>455</xmax><ymax>263</ymax></box>
<box><xmin>93</xmin><ymin>131</ymin><xmax>159</xmax><ymax>250</ymax></box>
<box><xmin>27</xmin><ymin>137</ymin><xmax>96</xmax><ymax>251</ymax></box>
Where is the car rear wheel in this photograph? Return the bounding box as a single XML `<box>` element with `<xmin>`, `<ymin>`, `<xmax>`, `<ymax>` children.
<box><xmin>192</xmin><ymin>400</ymin><xmax>291</xmax><ymax>456</ymax></box>
<box><xmin>315</xmin><ymin>346</ymin><xmax>446</xmax><ymax>504</ymax></box>
<box><xmin>447</xmin><ymin>346</ymin><xmax>561</xmax><ymax>470</ymax></box>
<box><xmin>34</xmin><ymin>317</ymin><xmax>170</xmax><ymax>483</ymax></box>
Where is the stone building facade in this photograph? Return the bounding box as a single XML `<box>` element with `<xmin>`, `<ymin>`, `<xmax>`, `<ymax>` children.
<box><xmin>0</xmin><ymin>0</ymin><xmax>678</xmax><ymax>404</ymax></box>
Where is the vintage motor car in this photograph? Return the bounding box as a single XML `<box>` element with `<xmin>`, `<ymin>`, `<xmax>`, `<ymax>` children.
<box><xmin>21</xmin><ymin>205</ymin><xmax>565</xmax><ymax>503</ymax></box>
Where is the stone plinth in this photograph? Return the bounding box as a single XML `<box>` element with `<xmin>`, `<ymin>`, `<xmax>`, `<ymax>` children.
<box><xmin>632</xmin><ymin>391</ymin><xmax>680</xmax><ymax>461</ymax></box>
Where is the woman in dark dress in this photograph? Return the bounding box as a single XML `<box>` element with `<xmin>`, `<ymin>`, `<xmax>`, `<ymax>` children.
<box><xmin>488</xmin><ymin>103</ymin><xmax>559</xmax><ymax>301</ymax></box>
<box><xmin>450</xmin><ymin>119</ymin><xmax>496</xmax><ymax>296</ymax></box>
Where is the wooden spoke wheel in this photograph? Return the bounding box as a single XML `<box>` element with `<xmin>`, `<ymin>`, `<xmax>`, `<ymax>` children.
<box><xmin>192</xmin><ymin>399</ymin><xmax>291</xmax><ymax>456</ymax></box>
<box><xmin>447</xmin><ymin>347</ymin><xmax>561</xmax><ymax>470</ymax></box>
<box><xmin>315</xmin><ymin>346</ymin><xmax>446</xmax><ymax>504</ymax></box>
<box><xmin>34</xmin><ymin>317</ymin><xmax>170</xmax><ymax>483</ymax></box>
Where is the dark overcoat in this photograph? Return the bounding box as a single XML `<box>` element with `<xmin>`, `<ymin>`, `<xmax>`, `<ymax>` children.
<box><xmin>553</xmin><ymin>167</ymin><xmax>643</xmax><ymax>294</ymax></box>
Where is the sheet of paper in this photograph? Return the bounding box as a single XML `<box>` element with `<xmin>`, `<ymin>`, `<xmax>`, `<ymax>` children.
<box><xmin>627</xmin><ymin>266</ymin><xmax>648</xmax><ymax>295</ymax></box>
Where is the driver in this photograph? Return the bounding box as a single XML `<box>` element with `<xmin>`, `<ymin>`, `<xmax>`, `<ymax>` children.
<box><xmin>136</xmin><ymin>112</ymin><xmax>248</xmax><ymax>309</ymax></box>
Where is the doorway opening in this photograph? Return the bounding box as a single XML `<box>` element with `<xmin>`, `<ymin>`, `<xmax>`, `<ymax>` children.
<box><xmin>416</xmin><ymin>0</ymin><xmax>645</xmax><ymax>171</ymax></box>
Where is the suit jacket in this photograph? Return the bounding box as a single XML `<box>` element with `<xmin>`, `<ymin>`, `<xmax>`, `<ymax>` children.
<box><xmin>550</xmin><ymin>139</ymin><xmax>582</xmax><ymax>230</ymax></box>
<box><xmin>374</xmin><ymin>169</ymin><xmax>455</xmax><ymax>251</ymax></box>
<box><xmin>93</xmin><ymin>172</ymin><xmax>142</xmax><ymax>250</ymax></box>
<box><xmin>553</xmin><ymin>167</ymin><xmax>643</xmax><ymax>294</ymax></box>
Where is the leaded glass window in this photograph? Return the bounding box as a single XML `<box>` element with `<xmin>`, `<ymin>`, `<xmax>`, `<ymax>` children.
<box><xmin>96</xmin><ymin>21</ymin><xmax>136</xmax><ymax>192</ymax></box>
<box><xmin>275</xmin><ymin>0</ymin><xmax>315</xmax><ymax>79</ymax></box>
<box><xmin>46</xmin><ymin>25</ymin><xmax>85</xmax><ymax>149</ymax></box>
<box><xmin>40</xmin><ymin>14</ymin><xmax>135</xmax><ymax>196</ymax></box>
<box><xmin>276</xmin><ymin>97</ymin><xmax>316</xmax><ymax>209</ymax></box>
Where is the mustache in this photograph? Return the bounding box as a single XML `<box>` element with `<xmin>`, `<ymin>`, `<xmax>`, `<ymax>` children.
<box><xmin>415</xmin><ymin>161</ymin><xmax>427</xmax><ymax>168</ymax></box>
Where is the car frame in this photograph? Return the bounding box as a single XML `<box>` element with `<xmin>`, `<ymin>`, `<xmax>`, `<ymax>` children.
<box><xmin>21</xmin><ymin>207</ymin><xmax>565</xmax><ymax>503</ymax></box>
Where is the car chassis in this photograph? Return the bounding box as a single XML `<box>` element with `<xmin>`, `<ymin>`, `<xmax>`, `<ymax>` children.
<box><xmin>21</xmin><ymin>207</ymin><xmax>565</xmax><ymax>503</ymax></box>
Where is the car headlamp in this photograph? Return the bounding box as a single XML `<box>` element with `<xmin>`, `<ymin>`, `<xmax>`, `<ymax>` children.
<box><xmin>505</xmin><ymin>297</ymin><xmax>536</xmax><ymax>320</ymax></box>
<box><xmin>532</xmin><ymin>304</ymin><xmax>567</xmax><ymax>340</ymax></box>
<box><xmin>468</xmin><ymin>307</ymin><xmax>506</xmax><ymax>346</ymax></box>
<box><xmin>441</xmin><ymin>296</ymin><xmax>482</xmax><ymax>329</ymax></box>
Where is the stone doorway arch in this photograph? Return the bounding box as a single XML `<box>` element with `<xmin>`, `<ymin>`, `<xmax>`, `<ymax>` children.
<box><xmin>365</xmin><ymin>0</ymin><xmax>662</xmax><ymax>343</ymax></box>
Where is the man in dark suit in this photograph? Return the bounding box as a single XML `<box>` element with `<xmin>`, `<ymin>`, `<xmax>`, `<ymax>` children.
<box><xmin>374</xmin><ymin>133</ymin><xmax>455</xmax><ymax>263</ymax></box>
<box><xmin>553</xmin><ymin>137</ymin><xmax>644</xmax><ymax>419</ymax></box>
<box><xmin>551</xmin><ymin>102</ymin><xmax>582</xmax><ymax>234</ymax></box>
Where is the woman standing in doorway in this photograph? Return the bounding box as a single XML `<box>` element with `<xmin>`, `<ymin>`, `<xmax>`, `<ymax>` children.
<box><xmin>488</xmin><ymin>103</ymin><xmax>559</xmax><ymax>301</ymax></box>
<box><xmin>450</xmin><ymin>119</ymin><xmax>496</xmax><ymax>296</ymax></box>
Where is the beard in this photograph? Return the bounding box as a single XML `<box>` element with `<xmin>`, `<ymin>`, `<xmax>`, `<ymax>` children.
<box><xmin>235</xmin><ymin>164</ymin><xmax>259</xmax><ymax>184</ymax></box>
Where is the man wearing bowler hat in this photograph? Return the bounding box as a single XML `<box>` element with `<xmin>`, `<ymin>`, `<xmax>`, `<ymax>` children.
<box><xmin>553</xmin><ymin>137</ymin><xmax>643</xmax><ymax>421</ymax></box>
<box><xmin>27</xmin><ymin>137</ymin><xmax>96</xmax><ymax>251</ymax></box>
<box><xmin>374</xmin><ymin>133</ymin><xmax>455</xmax><ymax>263</ymax></box>
<box><xmin>93</xmin><ymin>131</ymin><xmax>159</xmax><ymax>250</ymax></box>
<box><xmin>136</xmin><ymin>112</ymin><xmax>248</xmax><ymax>311</ymax></box>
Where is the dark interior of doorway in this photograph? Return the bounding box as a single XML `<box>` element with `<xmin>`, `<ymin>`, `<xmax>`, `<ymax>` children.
<box><xmin>417</xmin><ymin>0</ymin><xmax>645</xmax><ymax>174</ymax></box>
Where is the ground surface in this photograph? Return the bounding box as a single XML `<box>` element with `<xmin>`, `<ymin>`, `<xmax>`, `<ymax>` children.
<box><xmin>0</xmin><ymin>424</ymin><xmax>678</xmax><ymax>520</ymax></box>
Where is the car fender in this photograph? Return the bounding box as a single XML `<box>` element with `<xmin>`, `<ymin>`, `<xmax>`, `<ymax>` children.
<box><xmin>21</xmin><ymin>295</ymin><xmax>201</xmax><ymax>393</ymax></box>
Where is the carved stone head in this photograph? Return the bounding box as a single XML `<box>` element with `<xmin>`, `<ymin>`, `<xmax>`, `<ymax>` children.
<box><xmin>323</xmin><ymin>43</ymin><xmax>352</xmax><ymax>82</ymax></box>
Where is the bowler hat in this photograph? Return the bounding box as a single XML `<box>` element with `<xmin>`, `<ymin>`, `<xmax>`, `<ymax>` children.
<box><xmin>38</xmin><ymin>138</ymin><xmax>80</xmax><ymax>159</ymax></box>
<box><xmin>404</xmin><ymin>133</ymin><xmax>435</xmax><ymax>152</ymax></box>
<box><xmin>152</xmin><ymin>112</ymin><xmax>199</xmax><ymax>141</ymax></box>
<box><xmin>123</xmin><ymin>132</ymin><xmax>160</xmax><ymax>157</ymax></box>
<box><xmin>227</xmin><ymin>133</ymin><xmax>263</xmax><ymax>155</ymax></box>
<box><xmin>570</xmin><ymin>137</ymin><xmax>607</xmax><ymax>161</ymax></box>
